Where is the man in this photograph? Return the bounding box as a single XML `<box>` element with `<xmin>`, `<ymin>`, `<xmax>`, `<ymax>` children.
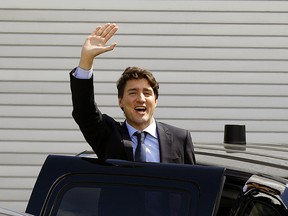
<box><xmin>70</xmin><ymin>23</ymin><xmax>196</xmax><ymax>164</ymax></box>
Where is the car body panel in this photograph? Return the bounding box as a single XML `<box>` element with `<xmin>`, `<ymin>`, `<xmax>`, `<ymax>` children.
<box><xmin>195</xmin><ymin>142</ymin><xmax>288</xmax><ymax>215</ymax></box>
<box><xmin>26</xmin><ymin>155</ymin><xmax>225</xmax><ymax>216</ymax></box>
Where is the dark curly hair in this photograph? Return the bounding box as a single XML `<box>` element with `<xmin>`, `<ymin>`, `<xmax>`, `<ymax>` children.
<box><xmin>116</xmin><ymin>66</ymin><xmax>159</xmax><ymax>99</ymax></box>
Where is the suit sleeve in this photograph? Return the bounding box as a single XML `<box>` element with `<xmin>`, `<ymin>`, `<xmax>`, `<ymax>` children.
<box><xmin>70</xmin><ymin>68</ymin><xmax>108</xmax><ymax>154</ymax></box>
<box><xmin>185</xmin><ymin>130</ymin><xmax>197</xmax><ymax>165</ymax></box>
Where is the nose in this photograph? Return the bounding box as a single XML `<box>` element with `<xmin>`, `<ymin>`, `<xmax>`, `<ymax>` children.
<box><xmin>137</xmin><ymin>93</ymin><xmax>146</xmax><ymax>102</ymax></box>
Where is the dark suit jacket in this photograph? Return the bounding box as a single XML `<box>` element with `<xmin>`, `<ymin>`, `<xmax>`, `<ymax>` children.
<box><xmin>70</xmin><ymin>69</ymin><xmax>196</xmax><ymax>164</ymax></box>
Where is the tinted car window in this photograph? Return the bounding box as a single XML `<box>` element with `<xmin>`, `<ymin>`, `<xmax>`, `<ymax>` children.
<box><xmin>54</xmin><ymin>184</ymin><xmax>191</xmax><ymax>216</ymax></box>
<box><xmin>243</xmin><ymin>200</ymin><xmax>282</xmax><ymax>216</ymax></box>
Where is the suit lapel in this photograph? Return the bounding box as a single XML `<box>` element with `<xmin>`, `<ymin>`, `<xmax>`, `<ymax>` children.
<box><xmin>119</xmin><ymin>122</ymin><xmax>134</xmax><ymax>161</ymax></box>
<box><xmin>157</xmin><ymin>122</ymin><xmax>173</xmax><ymax>163</ymax></box>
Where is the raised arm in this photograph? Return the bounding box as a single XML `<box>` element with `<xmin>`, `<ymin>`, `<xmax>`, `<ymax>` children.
<box><xmin>79</xmin><ymin>23</ymin><xmax>119</xmax><ymax>70</ymax></box>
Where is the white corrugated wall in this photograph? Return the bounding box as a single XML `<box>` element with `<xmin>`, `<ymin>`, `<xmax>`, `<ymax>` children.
<box><xmin>1</xmin><ymin>0</ymin><xmax>288</xmax><ymax>212</ymax></box>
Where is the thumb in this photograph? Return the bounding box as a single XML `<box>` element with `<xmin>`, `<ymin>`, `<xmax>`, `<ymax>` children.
<box><xmin>103</xmin><ymin>42</ymin><xmax>117</xmax><ymax>53</ymax></box>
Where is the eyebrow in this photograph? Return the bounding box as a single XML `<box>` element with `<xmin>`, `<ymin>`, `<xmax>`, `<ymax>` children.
<box><xmin>127</xmin><ymin>88</ymin><xmax>138</xmax><ymax>92</ymax></box>
<box><xmin>127</xmin><ymin>87</ymin><xmax>153</xmax><ymax>92</ymax></box>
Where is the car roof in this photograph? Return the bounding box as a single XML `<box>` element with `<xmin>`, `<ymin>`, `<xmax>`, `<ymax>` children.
<box><xmin>194</xmin><ymin>142</ymin><xmax>288</xmax><ymax>179</ymax></box>
<box><xmin>78</xmin><ymin>143</ymin><xmax>288</xmax><ymax>179</ymax></box>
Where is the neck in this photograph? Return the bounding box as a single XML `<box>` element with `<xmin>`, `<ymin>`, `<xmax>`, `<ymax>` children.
<box><xmin>126</xmin><ymin>119</ymin><xmax>155</xmax><ymax>131</ymax></box>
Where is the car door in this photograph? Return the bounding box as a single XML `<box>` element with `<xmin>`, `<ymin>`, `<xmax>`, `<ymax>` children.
<box><xmin>26</xmin><ymin>155</ymin><xmax>226</xmax><ymax>216</ymax></box>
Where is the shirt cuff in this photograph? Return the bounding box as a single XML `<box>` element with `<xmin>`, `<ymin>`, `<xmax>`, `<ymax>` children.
<box><xmin>73</xmin><ymin>67</ymin><xmax>93</xmax><ymax>79</ymax></box>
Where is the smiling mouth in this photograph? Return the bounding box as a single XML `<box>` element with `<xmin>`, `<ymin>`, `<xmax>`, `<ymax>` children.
<box><xmin>135</xmin><ymin>107</ymin><xmax>146</xmax><ymax>113</ymax></box>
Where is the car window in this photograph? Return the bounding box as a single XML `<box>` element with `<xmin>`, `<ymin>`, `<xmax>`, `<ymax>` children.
<box><xmin>243</xmin><ymin>200</ymin><xmax>282</xmax><ymax>216</ymax></box>
<box><xmin>53</xmin><ymin>183</ymin><xmax>192</xmax><ymax>216</ymax></box>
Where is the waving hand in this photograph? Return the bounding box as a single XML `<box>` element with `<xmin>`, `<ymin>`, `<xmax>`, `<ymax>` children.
<box><xmin>79</xmin><ymin>23</ymin><xmax>119</xmax><ymax>70</ymax></box>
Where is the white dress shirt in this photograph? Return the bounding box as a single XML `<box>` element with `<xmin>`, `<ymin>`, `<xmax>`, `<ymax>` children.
<box><xmin>126</xmin><ymin>121</ymin><xmax>160</xmax><ymax>162</ymax></box>
<box><xmin>74</xmin><ymin>67</ymin><xmax>93</xmax><ymax>79</ymax></box>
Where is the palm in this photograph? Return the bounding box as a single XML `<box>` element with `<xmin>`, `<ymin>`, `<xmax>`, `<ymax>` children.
<box><xmin>83</xmin><ymin>35</ymin><xmax>107</xmax><ymax>56</ymax></box>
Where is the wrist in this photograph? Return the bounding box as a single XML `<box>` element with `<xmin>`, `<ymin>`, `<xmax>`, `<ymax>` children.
<box><xmin>79</xmin><ymin>57</ymin><xmax>94</xmax><ymax>71</ymax></box>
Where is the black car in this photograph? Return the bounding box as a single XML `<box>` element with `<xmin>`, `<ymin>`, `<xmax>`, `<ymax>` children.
<box><xmin>0</xmin><ymin>142</ymin><xmax>287</xmax><ymax>216</ymax></box>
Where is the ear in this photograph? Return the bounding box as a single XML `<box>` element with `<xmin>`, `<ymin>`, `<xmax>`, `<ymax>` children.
<box><xmin>118</xmin><ymin>98</ymin><xmax>124</xmax><ymax>110</ymax></box>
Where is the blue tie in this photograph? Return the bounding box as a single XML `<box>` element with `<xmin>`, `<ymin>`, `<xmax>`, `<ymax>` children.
<box><xmin>134</xmin><ymin>131</ymin><xmax>147</xmax><ymax>162</ymax></box>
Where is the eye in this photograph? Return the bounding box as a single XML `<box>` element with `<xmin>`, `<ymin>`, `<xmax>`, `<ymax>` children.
<box><xmin>128</xmin><ymin>91</ymin><xmax>136</xmax><ymax>95</ymax></box>
<box><xmin>144</xmin><ymin>91</ymin><xmax>153</xmax><ymax>97</ymax></box>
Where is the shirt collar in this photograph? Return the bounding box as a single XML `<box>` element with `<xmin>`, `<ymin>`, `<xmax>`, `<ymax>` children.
<box><xmin>126</xmin><ymin>119</ymin><xmax>158</xmax><ymax>139</ymax></box>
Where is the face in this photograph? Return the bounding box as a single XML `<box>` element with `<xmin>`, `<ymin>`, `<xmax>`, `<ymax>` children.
<box><xmin>118</xmin><ymin>78</ymin><xmax>158</xmax><ymax>131</ymax></box>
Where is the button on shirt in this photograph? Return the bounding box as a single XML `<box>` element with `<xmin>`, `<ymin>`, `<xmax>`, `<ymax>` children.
<box><xmin>126</xmin><ymin>121</ymin><xmax>160</xmax><ymax>162</ymax></box>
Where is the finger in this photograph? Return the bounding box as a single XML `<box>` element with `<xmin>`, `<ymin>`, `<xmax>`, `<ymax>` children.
<box><xmin>91</xmin><ymin>26</ymin><xmax>102</xmax><ymax>36</ymax></box>
<box><xmin>102</xmin><ymin>23</ymin><xmax>117</xmax><ymax>37</ymax></box>
<box><xmin>95</xmin><ymin>23</ymin><xmax>110</xmax><ymax>36</ymax></box>
<box><xmin>102</xmin><ymin>42</ymin><xmax>117</xmax><ymax>53</ymax></box>
<box><xmin>103</xmin><ymin>25</ymin><xmax>119</xmax><ymax>43</ymax></box>
<box><xmin>109</xmin><ymin>42</ymin><xmax>117</xmax><ymax>50</ymax></box>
